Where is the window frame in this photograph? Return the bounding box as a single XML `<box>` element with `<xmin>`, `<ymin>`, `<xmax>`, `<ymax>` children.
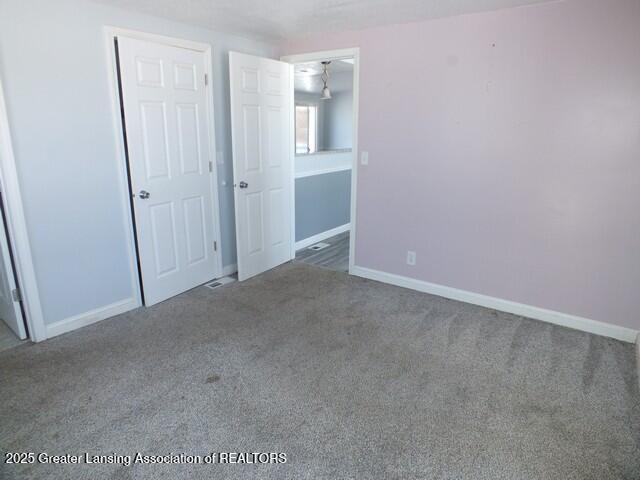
<box><xmin>295</xmin><ymin>102</ymin><xmax>319</xmax><ymax>155</ymax></box>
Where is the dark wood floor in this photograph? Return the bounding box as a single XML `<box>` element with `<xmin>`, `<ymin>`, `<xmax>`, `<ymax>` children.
<box><xmin>295</xmin><ymin>231</ymin><xmax>350</xmax><ymax>272</ymax></box>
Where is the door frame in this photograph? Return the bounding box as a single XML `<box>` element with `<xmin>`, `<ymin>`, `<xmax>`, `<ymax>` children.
<box><xmin>0</xmin><ymin>76</ymin><xmax>47</xmax><ymax>341</ymax></box>
<box><xmin>104</xmin><ymin>27</ymin><xmax>223</xmax><ymax>306</ymax></box>
<box><xmin>280</xmin><ymin>48</ymin><xmax>360</xmax><ymax>273</ymax></box>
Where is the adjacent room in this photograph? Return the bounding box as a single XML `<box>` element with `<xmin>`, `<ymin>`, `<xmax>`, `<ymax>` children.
<box><xmin>293</xmin><ymin>56</ymin><xmax>354</xmax><ymax>272</ymax></box>
<box><xmin>0</xmin><ymin>0</ymin><xmax>638</xmax><ymax>478</ymax></box>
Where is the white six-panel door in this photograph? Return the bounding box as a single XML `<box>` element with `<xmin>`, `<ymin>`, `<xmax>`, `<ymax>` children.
<box><xmin>118</xmin><ymin>36</ymin><xmax>220</xmax><ymax>305</ymax></box>
<box><xmin>229</xmin><ymin>52</ymin><xmax>293</xmax><ymax>281</ymax></box>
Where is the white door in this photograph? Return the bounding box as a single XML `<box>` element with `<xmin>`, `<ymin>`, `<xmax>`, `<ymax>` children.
<box><xmin>118</xmin><ymin>36</ymin><xmax>220</xmax><ymax>305</ymax></box>
<box><xmin>0</xmin><ymin>207</ymin><xmax>25</xmax><ymax>339</ymax></box>
<box><xmin>229</xmin><ymin>52</ymin><xmax>293</xmax><ymax>281</ymax></box>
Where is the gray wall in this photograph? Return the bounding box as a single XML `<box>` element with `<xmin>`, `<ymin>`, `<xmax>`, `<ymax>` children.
<box><xmin>295</xmin><ymin>170</ymin><xmax>351</xmax><ymax>242</ymax></box>
<box><xmin>0</xmin><ymin>0</ymin><xmax>276</xmax><ymax>325</ymax></box>
<box><xmin>323</xmin><ymin>91</ymin><xmax>353</xmax><ymax>150</ymax></box>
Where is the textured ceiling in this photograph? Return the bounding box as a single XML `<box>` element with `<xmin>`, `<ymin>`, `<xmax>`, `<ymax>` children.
<box><xmin>294</xmin><ymin>59</ymin><xmax>354</xmax><ymax>76</ymax></box>
<box><xmin>94</xmin><ymin>0</ymin><xmax>558</xmax><ymax>42</ymax></box>
<box><xmin>295</xmin><ymin>59</ymin><xmax>354</xmax><ymax>94</ymax></box>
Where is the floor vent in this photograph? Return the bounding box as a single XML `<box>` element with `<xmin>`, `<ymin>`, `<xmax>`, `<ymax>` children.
<box><xmin>205</xmin><ymin>276</ymin><xmax>236</xmax><ymax>290</ymax></box>
<box><xmin>308</xmin><ymin>242</ymin><xmax>330</xmax><ymax>251</ymax></box>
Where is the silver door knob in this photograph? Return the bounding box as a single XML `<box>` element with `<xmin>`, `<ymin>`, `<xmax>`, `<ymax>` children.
<box><xmin>139</xmin><ymin>190</ymin><xmax>150</xmax><ymax>199</ymax></box>
<box><xmin>239</xmin><ymin>181</ymin><xmax>248</xmax><ymax>189</ymax></box>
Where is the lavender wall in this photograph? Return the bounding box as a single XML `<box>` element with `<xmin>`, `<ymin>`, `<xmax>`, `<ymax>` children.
<box><xmin>282</xmin><ymin>0</ymin><xmax>640</xmax><ymax>331</ymax></box>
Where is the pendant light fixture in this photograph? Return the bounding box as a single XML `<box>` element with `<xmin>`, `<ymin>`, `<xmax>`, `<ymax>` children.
<box><xmin>320</xmin><ymin>61</ymin><xmax>332</xmax><ymax>100</ymax></box>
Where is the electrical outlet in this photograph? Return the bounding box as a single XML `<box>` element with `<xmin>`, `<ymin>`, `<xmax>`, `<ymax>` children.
<box><xmin>406</xmin><ymin>251</ymin><xmax>416</xmax><ymax>266</ymax></box>
<box><xmin>361</xmin><ymin>151</ymin><xmax>369</xmax><ymax>165</ymax></box>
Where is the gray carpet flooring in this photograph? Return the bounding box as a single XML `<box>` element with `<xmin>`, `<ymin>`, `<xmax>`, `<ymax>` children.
<box><xmin>1</xmin><ymin>263</ymin><xmax>638</xmax><ymax>479</ymax></box>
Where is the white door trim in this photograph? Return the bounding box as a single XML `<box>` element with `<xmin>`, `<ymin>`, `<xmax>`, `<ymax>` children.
<box><xmin>280</xmin><ymin>48</ymin><xmax>360</xmax><ymax>273</ymax></box>
<box><xmin>0</xmin><ymin>75</ymin><xmax>47</xmax><ymax>342</ymax></box>
<box><xmin>104</xmin><ymin>27</ymin><xmax>223</xmax><ymax>306</ymax></box>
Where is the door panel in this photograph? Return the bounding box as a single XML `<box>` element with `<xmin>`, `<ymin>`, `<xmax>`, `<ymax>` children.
<box><xmin>176</xmin><ymin>104</ymin><xmax>202</xmax><ymax>175</ymax></box>
<box><xmin>118</xmin><ymin>36</ymin><xmax>219</xmax><ymax>305</ymax></box>
<box><xmin>269</xmin><ymin>188</ymin><xmax>286</xmax><ymax>247</ymax></box>
<box><xmin>136</xmin><ymin>57</ymin><xmax>164</xmax><ymax>87</ymax></box>
<box><xmin>183</xmin><ymin>196</ymin><xmax>207</xmax><ymax>265</ymax></box>
<box><xmin>246</xmin><ymin>192</ymin><xmax>265</xmax><ymax>255</ymax></box>
<box><xmin>174</xmin><ymin>63</ymin><xmax>197</xmax><ymax>90</ymax></box>
<box><xmin>230</xmin><ymin>52</ymin><xmax>292</xmax><ymax>281</ymax></box>
<box><xmin>140</xmin><ymin>101</ymin><xmax>171</xmax><ymax>180</ymax></box>
<box><xmin>267</xmin><ymin>107</ymin><xmax>283</xmax><ymax>167</ymax></box>
<box><xmin>241</xmin><ymin>69</ymin><xmax>260</xmax><ymax>92</ymax></box>
<box><xmin>242</xmin><ymin>106</ymin><xmax>262</xmax><ymax>173</ymax></box>
<box><xmin>149</xmin><ymin>202</ymin><xmax>178</xmax><ymax>277</ymax></box>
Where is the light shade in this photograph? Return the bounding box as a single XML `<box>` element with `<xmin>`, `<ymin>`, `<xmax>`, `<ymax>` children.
<box><xmin>320</xmin><ymin>61</ymin><xmax>331</xmax><ymax>100</ymax></box>
<box><xmin>321</xmin><ymin>85</ymin><xmax>332</xmax><ymax>100</ymax></box>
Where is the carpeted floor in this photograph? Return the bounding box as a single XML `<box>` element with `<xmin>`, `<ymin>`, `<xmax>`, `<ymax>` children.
<box><xmin>1</xmin><ymin>263</ymin><xmax>638</xmax><ymax>479</ymax></box>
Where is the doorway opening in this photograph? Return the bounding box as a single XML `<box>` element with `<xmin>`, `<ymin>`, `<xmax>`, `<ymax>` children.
<box><xmin>227</xmin><ymin>47</ymin><xmax>359</xmax><ymax>281</ymax></box>
<box><xmin>288</xmin><ymin>54</ymin><xmax>357</xmax><ymax>273</ymax></box>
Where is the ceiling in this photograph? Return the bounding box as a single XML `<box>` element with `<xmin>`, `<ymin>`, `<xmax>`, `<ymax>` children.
<box><xmin>294</xmin><ymin>59</ymin><xmax>354</xmax><ymax>76</ymax></box>
<box><xmin>94</xmin><ymin>0</ymin><xmax>558</xmax><ymax>42</ymax></box>
<box><xmin>294</xmin><ymin>59</ymin><xmax>354</xmax><ymax>94</ymax></box>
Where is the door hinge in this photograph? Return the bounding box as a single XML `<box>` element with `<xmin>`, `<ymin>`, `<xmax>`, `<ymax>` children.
<box><xmin>12</xmin><ymin>288</ymin><xmax>21</xmax><ymax>302</ymax></box>
<box><xmin>213</xmin><ymin>241</ymin><xmax>218</xmax><ymax>252</ymax></box>
<box><xmin>204</xmin><ymin>73</ymin><xmax>208</xmax><ymax>86</ymax></box>
<box><xmin>209</xmin><ymin>160</ymin><xmax>213</xmax><ymax>172</ymax></box>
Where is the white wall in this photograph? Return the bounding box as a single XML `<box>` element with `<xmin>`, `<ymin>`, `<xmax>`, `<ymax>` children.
<box><xmin>0</xmin><ymin>0</ymin><xmax>276</xmax><ymax>328</ymax></box>
<box><xmin>295</xmin><ymin>151</ymin><xmax>352</xmax><ymax>178</ymax></box>
<box><xmin>323</xmin><ymin>90</ymin><xmax>353</xmax><ymax>150</ymax></box>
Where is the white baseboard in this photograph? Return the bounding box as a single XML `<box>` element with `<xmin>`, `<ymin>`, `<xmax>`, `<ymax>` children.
<box><xmin>45</xmin><ymin>297</ymin><xmax>138</xmax><ymax>339</ymax></box>
<box><xmin>296</xmin><ymin>223</ymin><xmax>350</xmax><ymax>251</ymax></box>
<box><xmin>350</xmin><ymin>265</ymin><xmax>638</xmax><ymax>343</ymax></box>
<box><xmin>221</xmin><ymin>263</ymin><xmax>238</xmax><ymax>277</ymax></box>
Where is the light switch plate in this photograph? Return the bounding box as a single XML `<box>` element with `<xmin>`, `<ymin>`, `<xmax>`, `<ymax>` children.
<box><xmin>361</xmin><ymin>151</ymin><xmax>369</xmax><ymax>165</ymax></box>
